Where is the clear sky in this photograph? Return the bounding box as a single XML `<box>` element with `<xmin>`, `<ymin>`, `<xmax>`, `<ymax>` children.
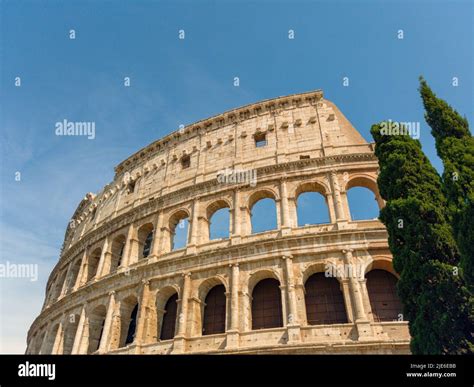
<box><xmin>0</xmin><ymin>0</ymin><xmax>472</xmax><ymax>353</ymax></box>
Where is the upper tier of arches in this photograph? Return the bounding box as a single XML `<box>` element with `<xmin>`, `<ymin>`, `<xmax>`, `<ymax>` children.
<box><xmin>44</xmin><ymin>170</ymin><xmax>385</xmax><ymax>309</ymax></box>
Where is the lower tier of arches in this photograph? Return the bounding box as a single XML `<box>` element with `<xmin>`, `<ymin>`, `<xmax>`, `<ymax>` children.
<box><xmin>28</xmin><ymin>252</ymin><xmax>410</xmax><ymax>355</ymax></box>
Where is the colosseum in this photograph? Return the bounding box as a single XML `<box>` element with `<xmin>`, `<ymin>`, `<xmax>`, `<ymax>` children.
<box><xmin>26</xmin><ymin>90</ymin><xmax>411</xmax><ymax>354</ymax></box>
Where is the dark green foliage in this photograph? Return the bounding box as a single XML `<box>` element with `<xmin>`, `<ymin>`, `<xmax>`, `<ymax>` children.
<box><xmin>419</xmin><ymin>78</ymin><xmax>474</xmax><ymax>288</ymax></box>
<box><xmin>371</xmin><ymin>123</ymin><xmax>473</xmax><ymax>354</ymax></box>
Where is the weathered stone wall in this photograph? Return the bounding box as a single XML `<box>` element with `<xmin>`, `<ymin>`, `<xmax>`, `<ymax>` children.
<box><xmin>26</xmin><ymin>90</ymin><xmax>410</xmax><ymax>354</ymax></box>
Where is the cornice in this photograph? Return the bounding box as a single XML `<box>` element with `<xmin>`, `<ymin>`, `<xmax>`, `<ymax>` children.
<box><xmin>114</xmin><ymin>90</ymin><xmax>324</xmax><ymax>177</ymax></box>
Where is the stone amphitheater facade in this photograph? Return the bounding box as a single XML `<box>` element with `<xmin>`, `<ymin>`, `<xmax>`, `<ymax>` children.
<box><xmin>26</xmin><ymin>90</ymin><xmax>411</xmax><ymax>355</ymax></box>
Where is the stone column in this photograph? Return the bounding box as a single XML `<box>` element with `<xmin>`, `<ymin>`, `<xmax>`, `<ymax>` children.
<box><xmin>359</xmin><ymin>278</ymin><xmax>375</xmax><ymax>322</ymax></box>
<box><xmin>108</xmin><ymin>298</ymin><xmax>122</xmax><ymax>351</ymax></box>
<box><xmin>71</xmin><ymin>304</ymin><xmax>87</xmax><ymax>354</ymax></box>
<box><xmin>134</xmin><ymin>280</ymin><xmax>152</xmax><ymax>352</ymax></box>
<box><xmin>279</xmin><ymin>178</ymin><xmax>291</xmax><ymax>235</ymax></box>
<box><xmin>187</xmin><ymin>198</ymin><xmax>200</xmax><ymax>254</ymax></box>
<box><xmin>150</xmin><ymin>213</ymin><xmax>163</xmax><ymax>259</ymax></box>
<box><xmin>199</xmin><ymin>216</ymin><xmax>210</xmax><ymax>243</ymax></box>
<box><xmin>51</xmin><ymin>317</ymin><xmax>65</xmax><ymax>354</ymax></box>
<box><xmin>60</xmin><ymin>262</ymin><xmax>73</xmax><ymax>297</ymax></box>
<box><xmin>282</xmin><ymin>255</ymin><xmax>301</xmax><ymax>343</ymax></box>
<box><xmin>231</xmin><ymin>190</ymin><xmax>241</xmax><ymax>244</ymax></box>
<box><xmin>226</xmin><ymin>264</ymin><xmax>240</xmax><ymax>348</ymax></box>
<box><xmin>342</xmin><ymin>249</ymin><xmax>372</xmax><ymax>340</ymax></box>
<box><xmin>98</xmin><ymin>291</ymin><xmax>116</xmax><ymax>353</ymax></box>
<box><xmin>159</xmin><ymin>226</ymin><xmax>172</xmax><ymax>254</ymax></box>
<box><xmin>95</xmin><ymin>237</ymin><xmax>110</xmax><ymax>279</ymax></box>
<box><xmin>242</xmin><ymin>292</ymin><xmax>252</xmax><ymax>331</ymax></box>
<box><xmin>241</xmin><ymin>205</ymin><xmax>251</xmax><ymax>236</ymax></box>
<box><xmin>279</xmin><ymin>285</ymin><xmax>288</xmax><ymax>326</ymax></box>
<box><xmin>121</xmin><ymin>223</ymin><xmax>137</xmax><ymax>267</ymax></box>
<box><xmin>330</xmin><ymin>171</ymin><xmax>347</xmax><ymax>226</ymax></box>
<box><xmin>173</xmin><ymin>272</ymin><xmax>191</xmax><ymax>353</ymax></box>
<box><xmin>287</xmin><ymin>195</ymin><xmax>297</xmax><ymax>228</ymax></box>
<box><xmin>325</xmin><ymin>193</ymin><xmax>337</xmax><ymax>224</ymax></box>
<box><xmin>73</xmin><ymin>249</ymin><xmax>88</xmax><ymax>290</ymax></box>
<box><xmin>340</xmin><ymin>279</ymin><xmax>355</xmax><ymax>323</ymax></box>
<box><xmin>282</xmin><ymin>256</ymin><xmax>297</xmax><ymax>323</ymax></box>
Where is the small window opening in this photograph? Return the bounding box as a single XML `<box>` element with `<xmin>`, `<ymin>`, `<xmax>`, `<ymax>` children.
<box><xmin>181</xmin><ymin>155</ymin><xmax>191</xmax><ymax>169</ymax></box>
<box><xmin>255</xmin><ymin>132</ymin><xmax>267</xmax><ymax>147</ymax></box>
<box><xmin>127</xmin><ymin>181</ymin><xmax>136</xmax><ymax>194</ymax></box>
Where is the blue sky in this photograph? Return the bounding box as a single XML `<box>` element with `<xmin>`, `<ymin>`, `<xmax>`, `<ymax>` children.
<box><xmin>0</xmin><ymin>0</ymin><xmax>472</xmax><ymax>353</ymax></box>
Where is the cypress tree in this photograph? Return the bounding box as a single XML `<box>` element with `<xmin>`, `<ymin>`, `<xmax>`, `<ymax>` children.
<box><xmin>419</xmin><ymin>78</ymin><xmax>474</xmax><ymax>289</ymax></box>
<box><xmin>371</xmin><ymin>123</ymin><xmax>472</xmax><ymax>354</ymax></box>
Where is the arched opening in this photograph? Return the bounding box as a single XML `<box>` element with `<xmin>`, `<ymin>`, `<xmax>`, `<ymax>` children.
<box><xmin>52</xmin><ymin>271</ymin><xmax>67</xmax><ymax>301</ymax></box>
<box><xmin>202</xmin><ymin>285</ymin><xmax>226</xmax><ymax>335</ymax></box>
<box><xmin>43</xmin><ymin>323</ymin><xmax>60</xmax><ymax>354</ymax></box>
<box><xmin>125</xmin><ymin>304</ymin><xmax>139</xmax><ymax>345</ymax></box>
<box><xmin>366</xmin><ymin>270</ymin><xmax>402</xmax><ymax>322</ymax></box>
<box><xmin>86</xmin><ymin>248</ymin><xmax>102</xmax><ymax>282</ymax></box>
<box><xmin>251</xmin><ymin>278</ymin><xmax>283</xmax><ymax>330</ymax></box>
<box><xmin>254</xmin><ymin>131</ymin><xmax>267</xmax><ymax>147</ymax></box>
<box><xmin>181</xmin><ymin>154</ymin><xmax>191</xmax><ymax>169</ymax></box>
<box><xmin>127</xmin><ymin>180</ymin><xmax>136</xmax><ymax>194</ymax></box>
<box><xmin>347</xmin><ymin>186</ymin><xmax>379</xmax><ymax>221</ymax></box>
<box><xmin>62</xmin><ymin>314</ymin><xmax>80</xmax><ymax>355</ymax></box>
<box><xmin>87</xmin><ymin>305</ymin><xmax>107</xmax><ymax>354</ymax></box>
<box><xmin>66</xmin><ymin>259</ymin><xmax>81</xmax><ymax>292</ymax></box>
<box><xmin>34</xmin><ymin>330</ymin><xmax>46</xmax><ymax>354</ymax></box>
<box><xmin>119</xmin><ymin>297</ymin><xmax>139</xmax><ymax>347</ymax></box>
<box><xmin>169</xmin><ymin>211</ymin><xmax>189</xmax><ymax>251</ymax></box>
<box><xmin>250</xmin><ymin>194</ymin><xmax>277</xmax><ymax>234</ymax></box>
<box><xmin>142</xmin><ymin>232</ymin><xmax>153</xmax><ymax>258</ymax></box>
<box><xmin>208</xmin><ymin>205</ymin><xmax>230</xmax><ymax>240</ymax></box>
<box><xmin>159</xmin><ymin>293</ymin><xmax>178</xmax><ymax>341</ymax></box>
<box><xmin>110</xmin><ymin>235</ymin><xmax>126</xmax><ymax>272</ymax></box>
<box><xmin>296</xmin><ymin>192</ymin><xmax>330</xmax><ymax>226</ymax></box>
<box><xmin>304</xmin><ymin>273</ymin><xmax>347</xmax><ymax>325</ymax></box>
<box><xmin>137</xmin><ymin>223</ymin><xmax>154</xmax><ymax>259</ymax></box>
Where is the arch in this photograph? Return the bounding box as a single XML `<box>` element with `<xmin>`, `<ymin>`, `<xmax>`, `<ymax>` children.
<box><xmin>294</xmin><ymin>181</ymin><xmax>328</xmax><ymax>198</ymax></box>
<box><xmin>366</xmin><ymin>269</ymin><xmax>403</xmax><ymax>322</ymax></box>
<box><xmin>251</xmin><ymin>278</ymin><xmax>283</xmax><ymax>330</ymax></box>
<box><xmin>347</xmin><ymin>186</ymin><xmax>379</xmax><ymax>221</ymax></box>
<box><xmin>159</xmin><ymin>293</ymin><xmax>179</xmax><ymax>340</ymax></box>
<box><xmin>62</xmin><ymin>313</ymin><xmax>80</xmax><ymax>354</ymax></box>
<box><xmin>207</xmin><ymin>200</ymin><xmax>231</xmax><ymax>240</ymax></box>
<box><xmin>202</xmin><ymin>285</ymin><xmax>226</xmax><ymax>335</ymax></box>
<box><xmin>301</xmin><ymin>261</ymin><xmax>330</xmax><ymax>285</ymax></box>
<box><xmin>249</xmin><ymin>190</ymin><xmax>278</xmax><ymax>234</ymax></box>
<box><xmin>137</xmin><ymin>223</ymin><xmax>154</xmax><ymax>259</ymax></box>
<box><xmin>364</xmin><ymin>256</ymin><xmax>399</xmax><ymax>278</ymax></box>
<box><xmin>345</xmin><ymin>175</ymin><xmax>383</xmax><ymax>221</ymax></box>
<box><xmin>304</xmin><ymin>273</ymin><xmax>348</xmax><ymax>325</ymax></box>
<box><xmin>119</xmin><ymin>296</ymin><xmax>139</xmax><ymax>347</ymax></box>
<box><xmin>248</xmin><ymin>189</ymin><xmax>278</xmax><ymax>210</ymax></box>
<box><xmin>296</xmin><ymin>192</ymin><xmax>330</xmax><ymax>226</ymax></box>
<box><xmin>110</xmin><ymin>234</ymin><xmax>126</xmax><ymax>272</ymax></box>
<box><xmin>169</xmin><ymin>209</ymin><xmax>190</xmax><ymax>251</ymax></box>
<box><xmin>66</xmin><ymin>258</ymin><xmax>81</xmax><ymax>292</ymax></box>
<box><xmin>86</xmin><ymin>247</ymin><xmax>102</xmax><ymax>282</ymax></box>
<box><xmin>52</xmin><ymin>270</ymin><xmax>67</xmax><ymax>301</ymax></box>
<box><xmin>197</xmin><ymin>275</ymin><xmax>228</xmax><ymax>301</ymax></box>
<box><xmin>33</xmin><ymin>330</ymin><xmax>46</xmax><ymax>354</ymax></box>
<box><xmin>247</xmin><ymin>269</ymin><xmax>281</xmax><ymax>295</ymax></box>
<box><xmin>344</xmin><ymin>175</ymin><xmax>379</xmax><ymax>194</ymax></box>
<box><xmin>87</xmin><ymin>305</ymin><xmax>107</xmax><ymax>354</ymax></box>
